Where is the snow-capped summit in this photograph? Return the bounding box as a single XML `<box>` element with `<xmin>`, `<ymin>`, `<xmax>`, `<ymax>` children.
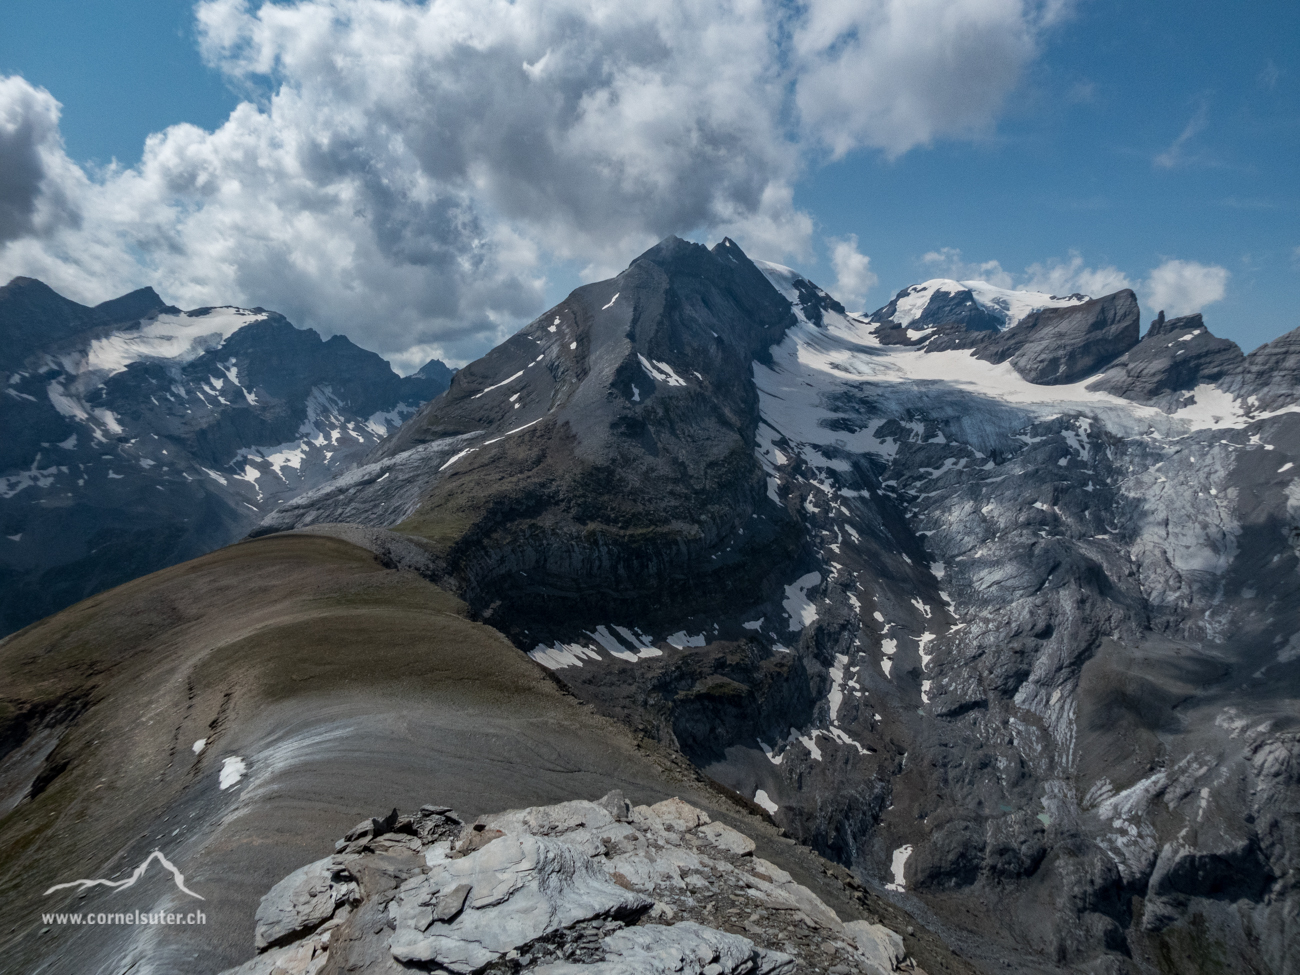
<box><xmin>869</xmin><ymin>277</ymin><xmax>1090</xmax><ymax>333</ymax></box>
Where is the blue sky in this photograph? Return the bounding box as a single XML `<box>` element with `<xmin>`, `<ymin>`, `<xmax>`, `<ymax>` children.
<box><xmin>0</xmin><ymin>0</ymin><xmax>1296</xmax><ymax>367</ymax></box>
<box><xmin>797</xmin><ymin>0</ymin><xmax>1299</xmax><ymax>353</ymax></box>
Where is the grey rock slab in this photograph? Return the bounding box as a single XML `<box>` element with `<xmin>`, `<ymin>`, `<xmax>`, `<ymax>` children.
<box><xmin>389</xmin><ymin>832</ymin><xmax>652</xmax><ymax>972</ymax></box>
<box><xmin>253</xmin><ymin>855</ymin><xmax>355</xmax><ymax>950</ymax></box>
<box><xmin>1223</xmin><ymin>322</ymin><xmax>1300</xmax><ymax>411</ymax></box>
<box><xmin>843</xmin><ymin>920</ymin><xmax>905</xmax><ymax>974</ymax></box>
<box><xmin>698</xmin><ymin>821</ymin><xmax>757</xmax><ymax>856</ymax></box>
<box><xmin>533</xmin><ymin>920</ymin><xmax>796</xmax><ymax>974</ymax></box>
<box><xmin>1088</xmin><ymin>311</ymin><xmax>1244</xmax><ymax>406</ymax></box>
<box><xmin>219</xmin><ymin>791</ymin><xmax>908</xmax><ymax>975</ymax></box>
<box><xmin>978</xmin><ymin>289</ymin><xmax>1140</xmax><ymax>384</ymax></box>
<box><xmin>219</xmin><ymin>937</ymin><xmax>330</xmax><ymax>975</ymax></box>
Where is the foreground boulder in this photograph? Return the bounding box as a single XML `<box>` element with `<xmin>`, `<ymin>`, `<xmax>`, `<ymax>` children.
<box><xmin>220</xmin><ymin>793</ymin><xmax>916</xmax><ymax>975</ymax></box>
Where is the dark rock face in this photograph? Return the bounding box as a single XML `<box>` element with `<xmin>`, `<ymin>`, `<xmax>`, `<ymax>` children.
<box><xmin>262</xmin><ymin>236</ymin><xmax>804</xmax><ymax>642</ymax></box>
<box><xmin>978</xmin><ymin>290</ymin><xmax>1141</xmax><ymax>384</ymax></box>
<box><xmin>869</xmin><ymin>283</ymin><xmax>1143</xmax><ymax>387</ymax></box>
<box><xmin>0</xmin><ymin>277</ymin><xmax>176</xmax><ymax>372</ymax></box>
<box><xmin>261</xmin><ymin>240</ymin><xmax>1300</xmax><ymax>975</ymax></box>
<box><xmin>0</xmin><ymin>279</ymin><xmax>450</xmax><ymax>635</ymax></box>
<box><xmin>868</xmin><ymin>281</ymin><xmax>1004</xmax><ymax>340</ymax></box>
<box><xmin>1090</xmin><ymin>311</ymin><xmax>1245</xmax><ymax>405</ymax></box>
<box><xmin>1223</xmin><ymin>326</ymin><xmax>1300</xmax><ymax>412</ymax></box>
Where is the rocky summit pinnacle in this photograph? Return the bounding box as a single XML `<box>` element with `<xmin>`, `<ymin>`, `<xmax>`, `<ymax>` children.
<box><xmin>219</xmin><ymin>793</ymin><xmax>914</xmax><ymax>975</ymax></box>
<box><xmin>259</xmin><ymin>236</ymin><xmax>805</xmax><ymax>639</ymax></box>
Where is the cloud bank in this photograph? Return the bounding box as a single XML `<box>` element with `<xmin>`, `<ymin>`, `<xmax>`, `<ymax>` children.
<box><xmin>0</xmin><ymin>0</ymin><xmax>1068</xmax><ymax>366</ymax></box>
<box><xmin>826</xmin><ymin>234</ymin><xmax>879</xmax><ymax>311</ymax></box>
<box><xmin>1144</xmin><ymin>259</ymin><xmax>1229</xmax><ymax>317</ymax></box>
<box><xmin>922</xmin><ymin>247</ymin><xmax>1229</xmax><ymax>318</ymax></box>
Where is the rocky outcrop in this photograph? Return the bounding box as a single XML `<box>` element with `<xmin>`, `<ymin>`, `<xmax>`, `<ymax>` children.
<box><xmin>1089</xmin><ymin>311</ymin><xmax>1245</xmax><ymax>406</ymax></box>
<box><xmin>869</xmin><ymin>281</ymin><xmax>1003</xmax><ymax>344</ymax></box>
<box><xmin>260</xmin><ymin>237</ymin><xmax>805</xmax><ymax>643</ymax></box>
<box><xmin>976</xmin><ymin>289</ymin><xmax>1141</xmax><ymax>384</ymax></box>
<box><xmin>869</xmin><ymin>284</ymin><xmax>1142</xmax><ymax>386</ymax></box>
<box><xmin>220</xmin><ymin>794</ymin><xmax>915</xmax><ymax>975</ymax></box>
<box><xmin>1222</xmin><ymin>324</ymin><xmax>1300</xmax><ymax>412</ymax></box>
<box><xmin>0</xmin><ymin>276</ymin><xmax>176</xmax><ymax>373</ymax></box>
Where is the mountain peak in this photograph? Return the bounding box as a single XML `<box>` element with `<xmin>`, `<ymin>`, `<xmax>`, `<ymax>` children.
<box><xmin>93</xmin><ymin>285</ymin><xmax>177</xmax><ymax>323</ymax></box>
<box><xmin>976</xmin><ymin>288</ymin><xmax>1140</xmax><ymax>384</ymax></box>
<box><xmin>1146</xmin><ymin>309</ymin><xmax>1203</xmax><ymax>337</ymax></box>
<box><xmin>262</xmin><ymin>236</ymin><xmax>799</xmax><ymax>636</ymax></box>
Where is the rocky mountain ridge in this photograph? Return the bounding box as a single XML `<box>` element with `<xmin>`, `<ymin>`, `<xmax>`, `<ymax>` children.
<box><xmin>260</xmin><ymin>238</ymin><xmax>1300</xmax><ymax>974</ymax></box>
<box><xmin>0</xmin><ymin>531</ymin><xmax>975</xmax><ymax>975</ymax></box>
<box><xmin>0</xmin><ymin>275</ymin><xmax>452</xmax><ymax>635</ymax></box>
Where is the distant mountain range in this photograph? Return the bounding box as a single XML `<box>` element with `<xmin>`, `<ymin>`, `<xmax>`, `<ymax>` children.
<box><xmin>0</xmin><ymin>277</ymin><xmax>451</xmax><ymax>635</ymax></box>
<box><xmin>261</xmin><ymin>238</ymin><xmax>1300</xmax><ymax>974</ymax></box>
<box><xmin>2</xmin><ymin>239</ymin><xmax>1297</xmax><ymax>975</ymax></box>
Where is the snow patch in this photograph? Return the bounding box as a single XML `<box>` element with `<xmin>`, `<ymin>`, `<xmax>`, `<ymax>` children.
<box><xmin>219</xmin><ymin>756</ymin><xmax>247</xmax><ymax>790</ymax></box>
<box><xmin>471</xmin><ymin>370</ymin><xmax>524</xmax><ymax>399</ymax></box>
<box><xmin>637</xmin><ymin>354</ymin><xmax>688</xmax><ymax>388</ymax></box>
<box><xmin>783</xmin><ymin>572</ymin><xmax>821</xmax><ymax>631</ymax></box>
<box><xmin>886</xmin><ymin>845</ymin><xmax>913</xmax><ymax>891</ymax></box>
<box><xmin>79</xmin><ymin>309</ymin><xmax>266</xmax><ymax>379</ymax></box>
<box><xmin>666</xmin><ymin>631</ymin><xmax>707</xmax><ymax>649</ymax></box>
<box><xmin>483</xmin><ymin>417</ymin><xmax>544</xmax><ymax>445</ymax></box>
<box><xmin>529</xmin><ymin>643</ymin><xmax>602</xmax><ymax>670</ymax></box>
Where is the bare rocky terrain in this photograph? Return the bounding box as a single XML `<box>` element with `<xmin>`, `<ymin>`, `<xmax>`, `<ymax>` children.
<box><xmin>2</xmin><ymin>237</ymin><xmax>1298</xmax><ymax>974</ymax></box>
<box><xmin>261</xmin><ymin>239</ymin><xmax>1300</xmax><ymax>973</ymax></box>
<box><xmin>220</xmin><ymin>793</ymin><xmax>918</xmax><ymax>975</ymax></box>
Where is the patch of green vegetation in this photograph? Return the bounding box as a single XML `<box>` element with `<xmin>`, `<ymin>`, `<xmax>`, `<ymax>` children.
<box><xmin>396</xmin><ymin>506</ymin><xmax>480</xmax><ymax>553</ymax></box>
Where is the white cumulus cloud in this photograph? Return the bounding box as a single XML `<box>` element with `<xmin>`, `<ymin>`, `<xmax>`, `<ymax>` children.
<box><xmin>0</xmin><ymin>77</ymin><xmax>82</xmax><ymax>247</ymax></box>
<box><xmin>0</xmin><ymin>0</ymin><xmax>1070</xmax><ymax>366</ymax></box>
<box><xmin>794</xmin><ymin>0</ymin><xmax>1072</xmax><ymax>159</ymax></box>
<box><xmin>1021</xmin><ymin>251</ymin><xmax>1133</xmax><ymax>297</ymax></box>
<box><xmin>922</xmin><ymin>247</ymin><xmax>1132</xmax><ymax>297</ymax></box>
<box><xmin>918</xmin><ymin>247</ymin><xmax>1228</xmax><ymax>318</ymax></box>
<box><xmin>921</xmin><ymin>247</ymin><xmax>1014</xmax><ymax>288</ymax></box>
<box><xmin>1144</xmin><ymin>259</ymin><xmax>1229</xmax><ymax>317</ymax></box>
<box><xmin>827</xmin><ymin>234</ymin><xmax>878</xmax><ymax>310</ymax></box>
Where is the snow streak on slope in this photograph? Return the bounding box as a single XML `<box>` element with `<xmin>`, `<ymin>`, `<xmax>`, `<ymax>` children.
<box><xmin>76</xmin><ymin>309</ymin><xmax>269</xmax><ymax>378</ymax></box>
